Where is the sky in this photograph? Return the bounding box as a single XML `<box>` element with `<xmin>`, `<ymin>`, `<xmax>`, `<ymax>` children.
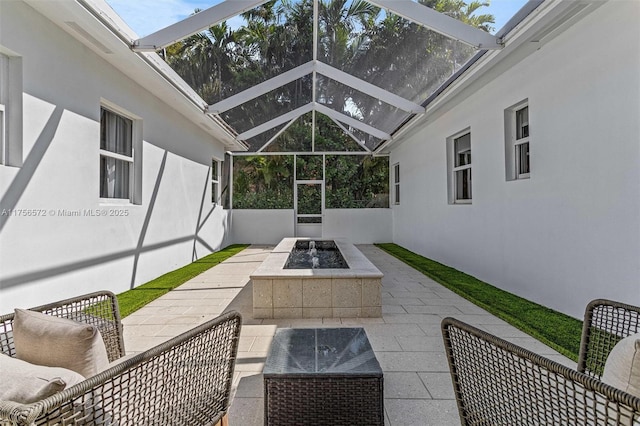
<box><xmin>106</xmin><ymin>0</ymin><xmax>529</xmax><ymax>38</ymax></box>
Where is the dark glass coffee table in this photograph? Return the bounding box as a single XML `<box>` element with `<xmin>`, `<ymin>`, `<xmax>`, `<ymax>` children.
<box><xmin>263</xmin><ymin>327</ymin><xmax>384</xmax><ymax>425</ymax></box>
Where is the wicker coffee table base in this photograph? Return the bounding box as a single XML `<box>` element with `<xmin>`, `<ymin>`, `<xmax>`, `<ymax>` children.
<box><xmin>264</xmin><ymin>375</ymin><xmax>384</xmax><ymax>426</ymax></box>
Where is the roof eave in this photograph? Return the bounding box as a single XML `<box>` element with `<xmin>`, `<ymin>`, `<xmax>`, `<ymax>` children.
<box><xmin>375</xmin><ymin>0</ymin><xmax>605</xmax><ymax>154</ymax></box>
<box><xmin>22</xmin><ymin>0</ymin><xmax>248</xmax><ymax>152</ymax></box>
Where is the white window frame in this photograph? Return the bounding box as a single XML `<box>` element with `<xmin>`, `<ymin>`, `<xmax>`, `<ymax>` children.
<box><xmin>447</xmin><ymin>129</ymin><xmax>472</xmax><ymax>204</ymax></box>
<box><xmin>211</xmin><ymin>158</ymin><xmax>220</xmax><ymax>204</ymax></box>
<box><xmin>0</xmin><ymin>49</ymin><xmax>23</xmax><ymax>167</ymax></box>
<box><xmin>99</xmin><ymin>102</ymin><xmax>142</xmax><ymax>204</ymax></box>
<box><xmin>505</xmin><ymin>100</ymin><xmax>530</xmax><ymax>181</ymax></box>
<box><xmin>0</xmin><ymin>77</ymin><xmax>5</xmax><ymax>165</ymax></box>
<box><xmin>393</xmin><ymin>162</ymin><xmax>400</xmax><ymax>205</ymax></box>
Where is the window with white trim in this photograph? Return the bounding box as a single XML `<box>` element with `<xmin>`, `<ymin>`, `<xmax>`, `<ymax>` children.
<box><xmin>100</xmin><ymin>106</ymin><xmax>138</xmax><ymax>201</ymax></box>
<box><xmin>448</xmin><ymin>131</ymin><xmax>472</xmax><ymax>203</ymax></box>
<box><xmin>211</xmin><ymin>159</ymin><xmax>220</xmax><ymax>203</ymax></box>
<box><xmin>0</xmin><ymin>53</ymin><xmax>6</xmax><ymax>164</ymax></box>
<box><xmin>0</xmin><ymin>50</ymin><xmax>23</xmax><ymax>167</ymax></box>
<box><xmin>393</xmin><ymin>163</ymin><xmax>400</xmax><ymax>205</ymax></box>
<box><xmin>505</xmin><ymin>101</ymin><xmax>530</xmax><ymax>180</ymax></box>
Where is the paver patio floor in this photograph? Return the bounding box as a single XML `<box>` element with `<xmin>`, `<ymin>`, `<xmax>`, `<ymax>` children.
<box><xmin>122</xmin><ymin>245</ymin><xmax>575</xmax><ymax>426</ymax></box>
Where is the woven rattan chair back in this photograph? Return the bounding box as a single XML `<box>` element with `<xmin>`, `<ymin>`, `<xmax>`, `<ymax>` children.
<box><xmin>0</xmin><ymin>291</ymin><xmax>242</xmax><ymax>426</ymax></box>
<box><xmin>578</xmin><ymin>299</ymin><xmax>640</xmax><ymax>379</ymax></box>
<box><xmin>442</xmin><ymin>317</ymin><xmax>640</xmax><ymax>426</ymax></box>
<box><xmin>0</xmin><ymin>291</ymin><xmax>125</xmax><ymax>362</ymax></box>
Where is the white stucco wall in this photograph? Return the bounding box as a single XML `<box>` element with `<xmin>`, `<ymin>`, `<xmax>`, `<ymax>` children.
<box><xmin>0</xmin><ymin>2</ymin><xmax>230</xmax><ymax>311</ymax></box>
<box><xmin>230</xmin><ymin>208</ymin><xmax>391</xmax><ymax>245</ymax></box>
<box><xmin>324</xmin><ymin>209</ymin><xmax>392</xmax><ymax>244</ymax></box>
<box><xmin>230</xmin><ymin>210</ymin><xmax>295</xmax><ymax>245</ymax></box>
<box><xmin>390</xmin><ymin>1</ymin><xmax>640</xmax><ymax>319</ymax></box>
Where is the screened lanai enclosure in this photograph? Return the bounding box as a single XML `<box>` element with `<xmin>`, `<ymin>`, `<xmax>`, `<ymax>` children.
<box><xmin>3</xmin><ymin>1</ymin><xmax>640</xmax><ymax>424</ymax></box>
<box><xmin>128</xmin><ymin>0</ymin><xmax>507</xmax><ymax>234</ymax></box>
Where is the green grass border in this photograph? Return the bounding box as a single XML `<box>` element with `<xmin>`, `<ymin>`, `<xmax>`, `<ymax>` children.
<box><xmin>375</xmin><ymin>243</ymin><xmax>582</xmax><ymax>361</ymax></box>
<box><xmin>116</xmin><ymin>244</ymin><xmax>249</xmax><ymax>318</ymax></box>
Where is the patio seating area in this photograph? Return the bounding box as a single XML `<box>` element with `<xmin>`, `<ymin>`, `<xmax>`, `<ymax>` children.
<box><xmin>122</xmin><ymin>245</ymin><xmax>574</xmax><ymax>426</ymax></box>
<box><xmin>2</xmin><ymin>1</ymin><xmax>639</xmax><ymax>424</ymax></box>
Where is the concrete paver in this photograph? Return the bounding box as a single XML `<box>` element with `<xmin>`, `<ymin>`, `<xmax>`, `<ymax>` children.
<box><xmin>122</xmin><ymin>244</ymin><xmax>575</xmax><ymax>425</ymax></box>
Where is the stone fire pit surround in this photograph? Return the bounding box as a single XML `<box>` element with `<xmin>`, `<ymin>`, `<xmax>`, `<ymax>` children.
<box><xmin>251</xmin><ymin>238</ymin><xmax>383</xmax><ymax>318</ymax></box>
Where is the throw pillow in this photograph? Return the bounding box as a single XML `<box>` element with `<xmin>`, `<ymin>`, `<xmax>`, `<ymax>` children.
<box><xmin>0</xmin><ymin>354</ymin><xmax>85</xmax><ymax>404</ymax></box>
<box><xmin>602</xmin><ymin>332</ymin><xmax>640</xmax><ymax>398</ymax></box>
<box><xmin>13</xmin><ymin>308</ymin><xmax>110</xmax><ymax>378</ymax></box>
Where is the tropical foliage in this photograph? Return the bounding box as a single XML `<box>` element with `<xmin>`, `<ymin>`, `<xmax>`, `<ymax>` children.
<box><xmin>233</xmin><ymin>155</ymin><xmax>294</xmax><ymax>208</ymax></box>
<box><xmin>325</xmin><ymin>155</ymin><xmax>389</xmax><ymax>208</ymax></box>
<box><xmin>232</xmin><ymin>153</ymin><xmax>389</xmax><ymax>209</ymax></box>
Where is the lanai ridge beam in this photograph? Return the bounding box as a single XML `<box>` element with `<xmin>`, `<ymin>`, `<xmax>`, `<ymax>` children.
<box><xmin>133</xmin><ymin>0</ymin><xmax>269</xmax><ymax>51</ymax></box>
<box><xmin>367</xmin><ymin>0</ymin><xmax>502</xmax><ymax>49</ymax></box>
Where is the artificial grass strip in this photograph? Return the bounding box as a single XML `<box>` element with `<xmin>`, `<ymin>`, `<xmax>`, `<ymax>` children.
<box><xmin>375</xmin><ymin>243</ymin><xmax>583</xmax><ymax>361</ymax></box>
<box><xmin>117</xmin><ymin>244</ymin><xmax>249</xmax><ymax>318</ymax></box>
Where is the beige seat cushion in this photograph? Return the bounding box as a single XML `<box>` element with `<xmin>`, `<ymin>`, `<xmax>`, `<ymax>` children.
<box><xmin>0</xmin><ymin>354</ymin><xmax>85</xmax><ymax>404</ymax></box>
<box><xmin>13</xmin><ymin>309</ymin><xmax>110</xmax><ymax>378</ymax></box>
<box><xmin>602</xmin><ymin>332</ymin><xmax>640</xmax><ymax>398</ymax></box>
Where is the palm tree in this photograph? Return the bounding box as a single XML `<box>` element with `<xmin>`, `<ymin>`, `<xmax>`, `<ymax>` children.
<box><xmin>165</xmin><ymin>16</ymin><xmax>236</xmax><ymax>104</ymax></box>
<box><xmin>344</xmin><ymin>0</ymin><xmax>494</xmax><ymax>132</ymax></box>
<box><xmin>317</xmin><ymin>0</ymin><xmax>379</xmax><ymax>114</ymax></box>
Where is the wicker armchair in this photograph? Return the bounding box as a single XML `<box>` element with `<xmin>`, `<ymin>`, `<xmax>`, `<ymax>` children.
<box><xmin>578</xmin><ymin>299</ymin><xmax>640</xmax><ymax>379</ymax></box>
<box><xmin>442</xmin><ymin>299</ymin><xmax>640</xmax><ymax>426</ymax></box>
<box><xmin>0</xmin><ymin>291</ymin><xmax>242</xmax><ymax>426</ymax></box>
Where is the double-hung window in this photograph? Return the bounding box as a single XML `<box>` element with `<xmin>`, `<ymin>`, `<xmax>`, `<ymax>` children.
<box><xmin>515</xmin><ymin>106</ymin><xmax>530</xmax><ymax>178</ymax></box>
<box><xmin>393</xmin><ymin>163</ymin><xmax>400</xmax><ymax>205</ymax></box>
<box><xmin>451</xmin><ymin>132</ymin><xmax>472</xmax><ymax>203</ymax></box>
<box><xmin>100</xmin><ymin>107</ymin><xmax>134</xmax><ymax>200</ymax></box>
<box><xmin>0</xmin><ymin>50</ymin><xmax>22</xmax><ymax>167</ymax></box>
<box><xmin>0</xmin><ymin>53</ymin><xmax>7</xmax><ymax>165</ymax></box>
<box><xmin>211</xmin><ymin>159</ymin><xmax>219</xmax><ymax>203</ymax></box>
<box><xmin>505</xmin><ymin>100</ymin><xmax>530</xmax><ymax>180</ymax></box>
